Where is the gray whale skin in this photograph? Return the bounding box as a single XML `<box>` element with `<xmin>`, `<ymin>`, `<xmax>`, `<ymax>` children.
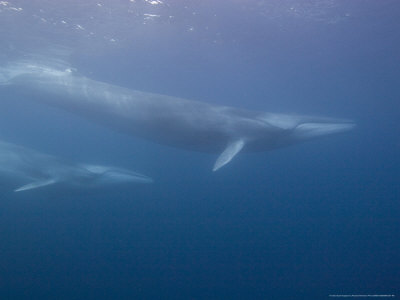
<box><xmin>0</xmin><ymin>61</ymin><xmax>355</xmax><ymax>171</ymax></box>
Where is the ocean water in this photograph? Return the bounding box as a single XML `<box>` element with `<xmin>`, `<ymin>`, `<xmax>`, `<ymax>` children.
<box><xmin>0</xmin><ymin>1</ymin><xmax>399</xmax><ymax>299</ymax></box>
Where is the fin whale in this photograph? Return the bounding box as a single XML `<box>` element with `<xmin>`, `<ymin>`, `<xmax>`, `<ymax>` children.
<box><xmin>0</xmin><ymin>139</ymin><xmax>152</xmax><ymax>192</ymax></box>
<box><xmin>0</xmin><ymin>60</ymin><xmax>355</xmax><ymax>171</ymax></box>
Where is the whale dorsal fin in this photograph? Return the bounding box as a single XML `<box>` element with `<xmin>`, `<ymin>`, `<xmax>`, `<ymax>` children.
<box><xmin>14</xmin><ymin>178</ymin><xmax>57</xmax><ymax>192</ymax></box>
<box><xmin>213</xmin><ymin>139</ymin><xmax>245</xmax><ymax>171</ymax></box>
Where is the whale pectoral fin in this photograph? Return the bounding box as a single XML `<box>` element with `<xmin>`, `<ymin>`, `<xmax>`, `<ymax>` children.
<box><xmin>14</xmin><ymin>178</ymin><xmax>57</xmax><ymax>192</ymax></box>
<box><xmin>213</xmin><ymin>139</ymin><xmax>245</xmax><ymax>172</ymax></box>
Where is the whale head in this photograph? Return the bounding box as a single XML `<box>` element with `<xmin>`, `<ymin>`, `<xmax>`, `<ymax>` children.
<box><xmin>291</xmin><ymin>121</ymin><xmax>355</xmax><ymax>140</ymax></box>
<box><xmin>213</xmin><ymin>113</ymin><xmax>355</xmax><ymax>171</ymax></box>
<box><xmin>79</xmin><ymin>164</ymin><xmax>153</xmax><ymax>186</ymax></box>
<box><xmin>256</xmin><ymin>113</ymin><xmax>355</xmax><ymax>145</ymax></box>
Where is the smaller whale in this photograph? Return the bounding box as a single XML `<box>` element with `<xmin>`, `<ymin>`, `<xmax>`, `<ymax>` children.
<box><xmin>0</xmin><ymin>140</ymin><xmax>152</xmax><ymax>192</ymax></box>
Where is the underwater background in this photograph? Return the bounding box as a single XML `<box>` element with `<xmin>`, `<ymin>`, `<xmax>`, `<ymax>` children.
<box><xmin>0</xmin><ymin>0</ymin><xmax>399</xmax><ymax>299</ymax></box>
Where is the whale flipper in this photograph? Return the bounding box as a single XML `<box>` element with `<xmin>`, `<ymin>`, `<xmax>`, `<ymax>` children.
<box><xmin>213</xmin><ymin>139</ymin><xmax>245</xmax><ymax>171</ymax></box>
<box><xmin>14</xmin><ymin>178</ymin><xmax>57</xmax><ymax>192</ymax></box>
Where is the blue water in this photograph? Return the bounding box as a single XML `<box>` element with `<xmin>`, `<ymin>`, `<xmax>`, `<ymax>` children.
<box><xmin>0</xmin><ymin>1</ymin><xmax>399</xmax><ymax>299</ymax></box>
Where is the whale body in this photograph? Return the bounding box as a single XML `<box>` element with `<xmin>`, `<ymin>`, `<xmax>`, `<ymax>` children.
<box><xmin>0</xmin><ymin>139</ymin><xmax>152</xmax><ymax>192</ymax></box>
<box><xmin>0</xmin><ymin>60</ymin><xmax>355</xmax><ymax>171</ymax></box>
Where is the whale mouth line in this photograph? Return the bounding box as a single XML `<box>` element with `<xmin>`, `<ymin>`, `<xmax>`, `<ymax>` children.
<box><xmin>82</xmin><ymin>164</ymin><xmax>154</xmax><ymax>184</ymax></box>
<box><xmin>105</xmin><ymin>170</ymin><xmax>154</xmax><ymax>183</ymax></box>
<box><xmin>297</xmin><ymin>121</ymin><xmax>355</xmax><ymax>130</ymax></box>
<box><xmin>294</xmin><ymin>121</ymin><xmax>356</xmax><ymax>138</ymax></box>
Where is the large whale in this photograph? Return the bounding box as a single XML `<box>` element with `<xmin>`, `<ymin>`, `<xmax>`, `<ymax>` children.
<box><xmin>0</xmin><ymin>60</ymin><xmax>355</xmax><ymax>171</ymax></box>
<box><xmin>0</xmin><ymin>139</ymin><xmax>152</xmax><ymax>192</ymax></box>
